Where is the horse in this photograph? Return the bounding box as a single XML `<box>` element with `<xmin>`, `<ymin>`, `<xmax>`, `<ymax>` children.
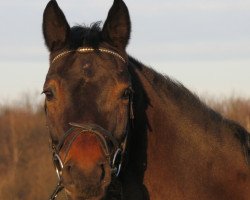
<box><xmin>42</xmin><ymin>0</ymin><xmax>250</xmax><ymax>199</ymax></box>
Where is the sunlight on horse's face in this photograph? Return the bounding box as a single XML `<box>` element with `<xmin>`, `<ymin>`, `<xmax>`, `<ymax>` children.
<box><xmin>44</xmin><ymin>52</ymin><xmax>131</xmax><ymax>142</ymax></box>
<box><xmin>59</xmin><ymin>131</ymin><xmax>112</xmax><ymax>199</ymax></box>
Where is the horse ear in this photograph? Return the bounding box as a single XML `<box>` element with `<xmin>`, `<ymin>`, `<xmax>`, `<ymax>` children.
<box><xmin>42</xmin><ymin>0</ymin><xmax>70</xmax><ymax>52</ymax></box>
<box><xmin>102</xmin><ymin>0</ymin><xmax>131</xmax><ymax>50</ymax></box>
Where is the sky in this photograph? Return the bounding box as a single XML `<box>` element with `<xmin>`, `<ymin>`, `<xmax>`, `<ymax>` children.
<box><xmin>0</xmin><ymin>0</ymin><xmax>250</xmax><ymax>104</ymax></box>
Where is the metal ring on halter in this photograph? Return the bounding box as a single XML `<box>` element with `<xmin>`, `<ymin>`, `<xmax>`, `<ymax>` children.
<box><xmin>112</xmin><ymin>148</ymin><xmax>123</xmax><ymax>177</ymax></box>
<box><xmin>53</xmin><ymin>152</ymin><xmax>64</xmax><ymax>180</ymax></box>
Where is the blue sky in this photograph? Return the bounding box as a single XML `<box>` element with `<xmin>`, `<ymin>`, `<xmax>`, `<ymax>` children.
<box><xmin>0</xmin><ymin>0</ymin><xmax>250</xmax><ymax>104</ymax></box>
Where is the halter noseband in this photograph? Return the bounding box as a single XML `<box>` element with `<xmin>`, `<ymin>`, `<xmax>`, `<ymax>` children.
<box><xmin>52</xmin><ymin>47</ymin><xmax>127</xmax><ymax>64</ymax></box>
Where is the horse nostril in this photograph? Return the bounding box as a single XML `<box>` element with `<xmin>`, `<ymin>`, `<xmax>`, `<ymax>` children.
<box><xmin>100</xmin><ymin>164</ymin><xmax>105</xmax><ymax>182</ymax></box>
<box><xmin>65</xmin><ymin>164</ymin><xmax>72</xmax><ymax>173</ymax></box>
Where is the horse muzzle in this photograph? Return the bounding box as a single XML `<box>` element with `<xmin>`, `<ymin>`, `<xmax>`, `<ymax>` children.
<box><xmin>49</xmin><ymin>122</ymin><xmax>127</xmax><ymax>200</ymax></box>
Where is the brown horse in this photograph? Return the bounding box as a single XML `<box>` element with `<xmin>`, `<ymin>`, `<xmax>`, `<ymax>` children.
<box><xmin>42</xmin><ymin>0</ymin><xmax>250</xmax><ymax>199</ymax></box>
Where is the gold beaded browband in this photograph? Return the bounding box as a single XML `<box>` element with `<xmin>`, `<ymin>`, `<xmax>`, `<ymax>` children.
<box><xmin>52</xmin><ymin>47</ymin><xmax>126</xmax><ymax>64</ymax></box>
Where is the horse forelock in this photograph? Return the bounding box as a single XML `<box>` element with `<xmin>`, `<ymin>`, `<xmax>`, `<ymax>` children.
<box><xmin>69</xmin><ymin>22</ymin><xmax>103</xmax><ymax>50</ymax></box>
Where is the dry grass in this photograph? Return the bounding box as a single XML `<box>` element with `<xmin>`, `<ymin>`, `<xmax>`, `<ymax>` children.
<box><xmin>204</xmin><ymin>96</ymin><xmax>250</xmax><ymax>132</ymax></box>
<box><xmin>0</xmin><ymin>101</ymin><xmax>58</xmax><ymax>200</ymax></box>
<box><xmin>0</xmin><ymin>95</ymin><xmax>249</xmax><ymax>199</ymax></box>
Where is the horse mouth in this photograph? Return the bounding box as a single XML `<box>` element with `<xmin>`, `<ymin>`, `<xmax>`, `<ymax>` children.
<box><xmin>63</xmin><ymin>183</ymin><xmax>106</xmax><ymax>200</ymax></box>
<box><xmin>62</xmin><ymin>167</ymin><xmax>110</xmax><ymax>200</ymax></box>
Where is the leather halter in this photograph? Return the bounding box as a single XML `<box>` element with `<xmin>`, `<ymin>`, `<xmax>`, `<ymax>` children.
<box><xmin>49</xmin><ymin>107</ymin><xmax>133</xmax><ymax>200</ymax></box>
<box><xmin>48</xmin><ymin>47</ymin><xmax>133</xmax><ymax>200</ymax></box>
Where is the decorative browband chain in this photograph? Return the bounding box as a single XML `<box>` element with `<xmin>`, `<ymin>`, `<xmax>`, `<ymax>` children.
<box><xmin>52</xmin><ymin>47</ymin><xmax>126</xmax><ymax>64</ymax></box>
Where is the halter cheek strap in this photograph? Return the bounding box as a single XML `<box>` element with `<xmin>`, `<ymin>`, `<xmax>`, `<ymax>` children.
<box><xmin>52</xmin><ymin>47</ymin><xmax>127</xmax><ymax>64</ymax></box>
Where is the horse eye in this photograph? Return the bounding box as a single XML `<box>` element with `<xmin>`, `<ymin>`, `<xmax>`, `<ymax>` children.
<box><xmin>42</xmin><ymin>89</ymin><xmax>54</xmax><ymax>101</ymax></box>
<box><xmin>122</xmin><ymin>88</ymin><xmax>132</xmax><ymax>100</ymax></box>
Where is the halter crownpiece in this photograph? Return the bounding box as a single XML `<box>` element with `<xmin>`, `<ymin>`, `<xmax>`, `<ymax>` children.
<box><xmin>52</xmin><ymin>47</ymin><xmax>126</xmax><ymax>64</ymax></box>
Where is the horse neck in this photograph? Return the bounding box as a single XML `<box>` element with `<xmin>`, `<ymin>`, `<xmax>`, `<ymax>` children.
<box><xmin>128</xmin><ymin>58</ymin><xmax>216</xmax><ymax>142</ymax></box>
<box><xmin>130</xmin><ymin>60</ymin><xmax>245</xmax><ymax>145</ymax></box>
<box><xmin>129</xmin><ymin>58</ymin><xmax>245</xmax><ymax>152</ymax></box>
<box><xmin>126</xmin><ymin>58</ymin><xmax>248</xmax><ymax>197</ymax></box>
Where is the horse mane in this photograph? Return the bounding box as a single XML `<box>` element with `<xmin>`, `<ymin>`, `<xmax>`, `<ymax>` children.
<box><xmin>128</xmin><ymin>56</ymin><xmax>250</xmax><ymax>160</ymax></box>
<box><xmin>129</xmin><ymin>56</ymin><xmax>221</xmax><ymax>120</ymax></box>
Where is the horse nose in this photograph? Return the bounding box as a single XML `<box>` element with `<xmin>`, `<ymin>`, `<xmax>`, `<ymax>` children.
<box><xmin>63</xmin><ymin>161</ymin><xmax>107</xmax><ymax>184</ymax></box>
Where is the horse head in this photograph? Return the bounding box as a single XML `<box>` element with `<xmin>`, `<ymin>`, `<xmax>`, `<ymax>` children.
<box><xmin>42</xmin><ymin>0</ymin><xmax>133</xmax><ymax>199</ymax></box>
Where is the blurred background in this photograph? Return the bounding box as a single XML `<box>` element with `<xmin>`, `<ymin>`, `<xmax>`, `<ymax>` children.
<box><xmin>0</xmin><ymin>0</ymin><xmax>249</xmax><ymax>199</ymax></box>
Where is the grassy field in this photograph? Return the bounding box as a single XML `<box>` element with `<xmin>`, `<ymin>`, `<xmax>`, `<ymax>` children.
<box><xmin>0</xmin><ymin>96</ymin><xmax>249</xmax><ymax>199</ymax></box>
<box><xmin>0</xmin><ymin>100</ymin><xmax>57</xmax><ymax>200</ymax></box>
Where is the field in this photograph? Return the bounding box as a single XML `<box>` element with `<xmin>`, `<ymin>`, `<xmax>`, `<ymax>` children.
<box><xmin>0</xmin><ymin>96</ymin><xmax>249</xmax><ymax>199</ymax></box>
